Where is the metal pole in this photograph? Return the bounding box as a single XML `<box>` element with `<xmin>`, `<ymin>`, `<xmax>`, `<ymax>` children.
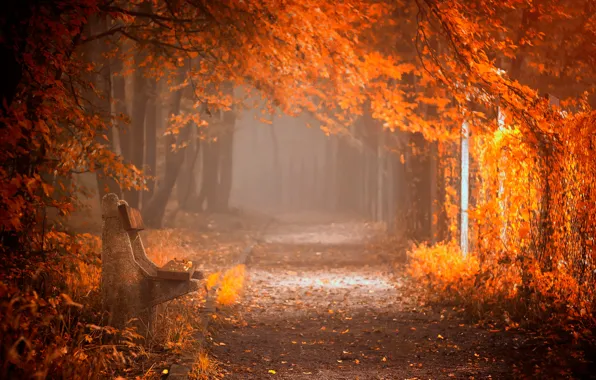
<box><xmin>460</xmin><ymin>120</ymin><xmax>469</xmax><ymax>257</ymax></box>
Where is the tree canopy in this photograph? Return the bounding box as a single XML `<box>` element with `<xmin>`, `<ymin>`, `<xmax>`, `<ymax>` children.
<box><xmin>0</xmin><ymin>1</ymin><xmax>595</xmax><ymax>375</ymax></box>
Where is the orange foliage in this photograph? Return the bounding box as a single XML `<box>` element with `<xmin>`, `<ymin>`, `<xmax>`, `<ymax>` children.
<box><xmin>0</xmin><ymin>233</ymin><xmax>145</xmax><ymax>378</ymax></box>
<box><xmin>206</xmin><ymin>272</ymin><xmax>221</xmax><ymax>292</ymax></box>
<box><xmin>473</xmin><ymin>108</ymin><xmax>595</xmax><ymax>325</ymax></box>
<box><xmin>397</xmin><ymin>0</ymin><xmax>595</xmax><ymax>342</ymax></box>
<box><xmin>216</xmin><ymin>265</ymin><xmax>246</xmax><ymax>307</ymax></box>
<box><xmin>411</xmin><ymin>110</ymin><xmax>596</xmax><ymax>340</ymax></box>
<box><xmin>408</xmin><ymin>243</ymin><xmax>479</xmax><ymax>298</ymax></box>
<box><xmin>2</xmin><ymin>0</ymin><xmax>596</xmax><ymax>376</ymax></box>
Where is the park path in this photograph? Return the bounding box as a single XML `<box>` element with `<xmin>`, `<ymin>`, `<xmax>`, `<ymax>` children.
<box><xmin>209</xmin><ymin>215</ymin><xmax>518</xmax><ymax>379</ymax></box>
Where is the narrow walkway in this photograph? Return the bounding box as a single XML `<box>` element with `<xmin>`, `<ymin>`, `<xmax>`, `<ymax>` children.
<box><xmin>210</xmin><ymin>220</ymin><xmax>517</xmax><ymax>379</ymax></box>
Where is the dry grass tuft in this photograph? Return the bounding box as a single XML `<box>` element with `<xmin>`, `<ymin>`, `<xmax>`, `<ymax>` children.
<box><xmin>151</xmin><ymin>290</ymin><xmax>207</xmax><ymax>353</ymax></box>
<box><xmin>189</xmin><ymin>348</ymin><xmax>221</xmax><ymax>379</ymax></box>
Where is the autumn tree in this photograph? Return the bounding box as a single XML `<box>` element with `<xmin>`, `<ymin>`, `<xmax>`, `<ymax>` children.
<box><xmin>94</xmin><ymin>0</ymin><xmax>392</xmax><ymax>226</ymax></box>
<box><xmin>2</xmin><ymin>0</ymin><xmax>596</xmax><ymax>376</ymax></box>
<box><xmin>385</xmin><ymin>0</ymin><xmax>596</xmax><ymax>344</ymax></box>
<box><xmin>0</xmin><ymin>1</ymin><xmax>143</xmax><ymax>257</ymax></box>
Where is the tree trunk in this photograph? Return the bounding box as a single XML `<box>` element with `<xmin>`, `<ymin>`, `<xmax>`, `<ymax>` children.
<box><xmin>126</xmin><ymin>58</ymin><xmax>148</xmax><ymax>209</ymax></box>
<box><xmin>177</xmin><ymin>135</ymin><xmax>200</xmax><ymax>209</ymax></box>
<box><xmin>336</xmin><ymin>138</ymin><xmax>350</xmax><ymax>211</ymax></box>
<box><xmin>144</xmin><ymin>78</ymin><xmax>157</xmax><ymax>207</ymax></box>
<box><xmin>199</xmin><ymin>139</ymin><xmax>221</xmax><ymax>212</ymax></box>
<box><xmin>0</xmin><ymin>2</ymin><xmax>30</xmax><ymax>113</ymax></box>
<box><xmin>269</xmin><ymin>116</ymin><xmax>281</xmax><ymax>210</ymax></box>
<box><xmin>405</xmin><ymin>132</ymin><xmax>432</xmax><ymax>241</ymax></box>
<box><xmin>176</xmin><ymin>126</ymin><xmax>196</xmax><ymax>206</ymax></box>
<box><xmin>376</xmin><ymin>129</ymin><xmax>385</xmax><ymax>222</ymax></box>
<box><xmin>217</xmin><ymin>121</ymin><xmax>234</xmax><ymax>212</ymax></box>
<box><xmin>85</xmin><ymin>16</ymin><xmax>121</xmax><ymax>199</ymax></box>
<box><xmin>186</xmin><ymin>138</ymin><xmax>201</xmax><ymax>208</ymax></box>
<box><xmin>112</xmin><ymin>57</ymin><xmax>130</xmax><ymax>161</ymax></box>
<box><xmin>142</xmin><ymin>123</ymin><xmax>191</xmax><ymax>228</ymax></box>
<box><xmin>142</xmin><ymin>69</ymin><xmax>188</xmax><ymax>228</ymax></box>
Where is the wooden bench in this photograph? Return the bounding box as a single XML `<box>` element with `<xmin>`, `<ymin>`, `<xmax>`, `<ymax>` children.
<box><xmin>117</xmin><ymin>203</ymin><xmax>202</xmax><ymax>281</ymax></box>
<box><xmin>101</xmin><ymin>194</ymin><xmax>202</xmax><ymax>332</ymax></box>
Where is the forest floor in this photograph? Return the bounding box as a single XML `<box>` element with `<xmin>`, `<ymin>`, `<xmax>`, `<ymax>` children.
<box><xmin>206</xmin><ymin>214</ymin><xmax>544</xmax><ymax>380</ymax></box>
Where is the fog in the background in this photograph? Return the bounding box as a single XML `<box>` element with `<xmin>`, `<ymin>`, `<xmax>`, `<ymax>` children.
<box><xmin>230</xmin><ymin>107</ymin><xmax>333</xmax><ymax>217</ymax></box>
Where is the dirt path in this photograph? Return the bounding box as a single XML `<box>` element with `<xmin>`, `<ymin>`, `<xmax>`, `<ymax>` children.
<box><xmin>210</xmin><ymin>220</ymin><xmax>519</xmax><ymax>379</ymax></box>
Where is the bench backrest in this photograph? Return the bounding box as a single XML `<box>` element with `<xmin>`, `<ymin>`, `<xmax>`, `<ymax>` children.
<box><xmin>118</xmin><ymin>204</ymin><xmax>144</xmax><ymax>232</ymax></box>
